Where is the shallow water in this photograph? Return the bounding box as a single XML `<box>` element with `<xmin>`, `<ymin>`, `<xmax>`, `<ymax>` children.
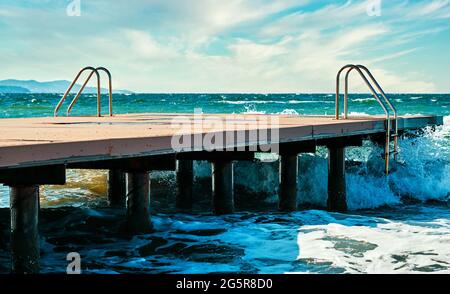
<box><xmin>0</xmin><ymin>93</ymin><xmax>449</xmax><ymax>273</ymax></box>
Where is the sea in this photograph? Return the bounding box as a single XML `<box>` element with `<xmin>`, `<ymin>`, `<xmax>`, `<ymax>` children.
<box><xmin>0</xmin><ymin>93</ymin><xmax>449</xmax><ymax>274</ymax></box>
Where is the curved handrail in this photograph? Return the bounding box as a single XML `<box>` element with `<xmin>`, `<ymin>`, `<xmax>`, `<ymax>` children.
<box><xmin>344</xmin><ymin>66</ymin><xmax>390</xmax><ymax>118</ymax></box>
<box><xmin>54</xmin><ymin>66</ymin><xmax>101</xmax><ymax>117</ymax></box>
<box><xmin>337</xmin><ymin>64</ymin><xmax>393</xmax><ymax>175</ymax></box>
<box><xmin>337</xmin><ymin>64</ymin><xmax>397</xmax><ymax>122</ymax></box>
<box><xmin>66</xmin><ymin>67</ymin><xmax>113</xmax><ymax>117</ymax></box>
<box><xmin>66</xmin><ymin>68</ymin><xmax>101</xmax><ymax>117</ymax></box>
<box><xmin>96</xmin><ymin>67</ymin><xmax>113</xmax><ymax>116</ymax></box>
<box><xmin>344</xmin><ymin>65</ymin><xmax>391</xmax><ymax>121</ymax></box>
<box><xmin>353</xmin><ymin>65</ymin><xmax>398</xmax><ymax>131</ymax></box>
<box><xmin>343</xmin><ymin>65</ymin><xmax>399</xmax><ymax>162</ymax></box>
<box><xmin>67</xmin><ymin>67</ymin><xmax>113</xmax><ymax>117</ymax></box>
<box><xmin>356</xmin><ymin>65</ymin><xmax>399</xmax><ymax>160</ymax></box>
<box><xmin>62</xmin><ymin>66</ymin><xmax>113</xmax><ymax>117</ymax></box>
<box><xmin>335</xmin><ymin>64</ymin><xmax>355</xmax><ymax>119</ymax></box>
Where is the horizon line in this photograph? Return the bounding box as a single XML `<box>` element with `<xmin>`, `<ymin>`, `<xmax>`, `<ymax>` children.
<box><xmin>1</xmin><ymin>91</ymin><xmax>449</xmax><ymax>95</ymax></box>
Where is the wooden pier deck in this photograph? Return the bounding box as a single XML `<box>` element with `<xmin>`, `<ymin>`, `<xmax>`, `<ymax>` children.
<box><xmin>0</xmin><ymin>113</ymin><xmax>442</xmax><ymax>169</ymax></box>
<box><xmin>0</xmin><ymin>112</ymin><xmax>443</xmax><ymax>273</ymax></box>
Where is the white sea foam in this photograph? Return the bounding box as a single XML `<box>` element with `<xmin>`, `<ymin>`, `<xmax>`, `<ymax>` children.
<box><xmin>242</xmin><ymin>104</ymin><xmax>266</xmax><ymax>114</ymax></box>
<box><xmin>347</xmin><ymin>111</ymin><xmax>371</xmax><ymax>117</ymax></box>
<box><xmin>293</xmin><ymin>209</ymin><xmax>450</xmax><ymax>273</ymax></box>
<box><xmin>220</xmin><ymin>100</ymin><xmax>333</xmax><ymax>105</ymax></box>
<box><xmin>220</xmin><ymin>100</ymin><xmax>284</xmax><ymax>105</ymax></box>
<box><xmin>279</xmin><ymin>109</ymin><xmax>299</xmax><ymax>115</ymax></box>
<box><xmin>389</xmin><ymin>115</ymin><xmax>449</xmax><ymax>202</ymax></box>
<box><xmin>287</xmin><ymin>100</ymin><xmax>333</xmax><ymax>104</ymax></box>
<box><xmin>0</xmin><ymin>185</ymin><xmax>8</xmax><ymax>208</ymax></box>
<box><xmin>352</xmin><ymin>98</ymin><xmax>376</xmax><ymax>102</ymax></box>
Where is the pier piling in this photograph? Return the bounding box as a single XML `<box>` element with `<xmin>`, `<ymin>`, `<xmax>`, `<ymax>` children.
<box><xmin>176</xmin><ymin>160</ymin><xmax>194</xmax><ymax>210</ymax></box>
<box><xmin>107</xmin><ymin>169</ymin><xmax>127</xmax><ymax>208</ymax></box>
<box><xmin>211</xmin><ymin>160</ymin><xmax>234</xmax><ymax>215</ymax></box>
<box><xmin>10</xmin><ymin>185</ymin><xmax>40</xmax><ymax>274</ymax></box>
<box><xmin>327</xmin><ymin>146</ymin><xmax>347</xmax><ymax>212</ymax></box>
<box><xmin>279</xmin><ymin>155</ymin><xmax>298</xmax><ymax>211</ymax></box>
<box><xmin>126</xmin><ymin>172</ymin><xmax>152</xmax><ymax>233</ymax></box>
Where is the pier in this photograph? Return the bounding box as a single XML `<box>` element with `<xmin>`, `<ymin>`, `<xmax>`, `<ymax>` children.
<box><xmin>0</xmin><ymin>113</ymin><xmax>442</xmax><ymax>273</ymax></box>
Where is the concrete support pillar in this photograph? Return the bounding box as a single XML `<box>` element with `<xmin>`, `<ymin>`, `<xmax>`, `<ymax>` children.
<box><xmin>279</xmin><ymin>155</ymin><xmax>298</xmax><ymax>211</ymax></box>
<box><xmin>327</xmin><ymin>146</ymin><xmax>347</xmax><ymax>212</ymax></box>
<box><xmin>107</xmin><ymin>169</ymin><xmax>126</xmax><ymax>208</ymax></box>
<box><xmin>10</xmin><ymin>185</ymin><xmax>40</xmax><ymax>274</ymax></box>
<box><xmin>211</xmin><ymin>161</ymin><xmax>234</xmax><ymax>215</ymax></box>
<box><xmin>176</xmin><ymin>160</ymin><xmax>194</xmax><ymax>210</ymax></box>
<box><xmin>126</xmin><ymin>172</ymin><xmax>152</xmax><ymax>233</ymax></box>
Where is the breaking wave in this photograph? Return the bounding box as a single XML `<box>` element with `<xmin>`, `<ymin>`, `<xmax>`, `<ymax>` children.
<box><xmin>231</xmin><ymin>115</ymin><xmax>450</xmax><ymax>210</ymax></box>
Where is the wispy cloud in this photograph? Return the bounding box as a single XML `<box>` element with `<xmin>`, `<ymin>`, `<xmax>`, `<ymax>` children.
<box><xmin>406</xmin><ymin>0</ymin><xmax>450</xmax><ymax>17</ymax></box>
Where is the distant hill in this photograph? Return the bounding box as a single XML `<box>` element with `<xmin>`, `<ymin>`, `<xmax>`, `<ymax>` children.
<box><xmin>0</xmin><ymin>79</ymin><xmax>133</xmax><ymax>94</ymax></box>
<box><xmin>0</xmin><ymin>85</ymin><xmax>31</xmax><ymax>93</ymax></box>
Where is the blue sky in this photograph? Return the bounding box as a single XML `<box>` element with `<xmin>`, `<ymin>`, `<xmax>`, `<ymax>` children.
<box><xmin>0</xmin><ymin>0</ymin><xmax>449</xmax><ymax>93</ymax></box>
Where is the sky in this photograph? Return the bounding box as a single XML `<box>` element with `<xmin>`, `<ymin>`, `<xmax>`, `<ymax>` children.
<box><xmin>0</xmin><ymin>0</ymin><xmax>449</xmax><ymax>93</ymax></box>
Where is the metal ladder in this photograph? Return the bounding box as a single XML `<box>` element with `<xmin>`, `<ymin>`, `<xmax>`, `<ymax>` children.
<box><xmin>54</xmin><ymin>66</ymin><xmax>113</xmax><ymax>117</ymax></box>
<box><xmin>336</xmin><ymin>64</ymin><xmax>398</xmax><ymax>175</ymax></box>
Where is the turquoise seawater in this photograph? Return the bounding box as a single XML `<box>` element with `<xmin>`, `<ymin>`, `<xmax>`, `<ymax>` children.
<box><xmin>0</xmin><ymin>93</ymin><xmax>449</xmax><ymax>273</ymax></box>
<box><xmin>0</xmin><ymin>93</ymin><xmax>448</xmax><ymax>118</ymax></box>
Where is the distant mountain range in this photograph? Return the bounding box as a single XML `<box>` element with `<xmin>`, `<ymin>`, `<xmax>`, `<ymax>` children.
<box><xmin>0</xmin><ymin>79</ymin><xmax>133</xmax><ymax>94</ymax></box>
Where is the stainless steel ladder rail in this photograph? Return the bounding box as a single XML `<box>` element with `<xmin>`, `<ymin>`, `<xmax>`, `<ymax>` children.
<box><xmin>344</xmin><ymin>66</ymin><xmax>392</xmax><ymax>174</ymax></box>
<box><xmin>97</xmin><ymin>67</ymin><xmax>113</xmax><ymax>117</ymax></box>
<box><xmin>54</xmin><ymin>66</ymin><xmax>113</xmax><ymax>117</ymax></box>
<box><xmin>66</xmin><ymin>68</ymin><xmax>101</xmax><ymax>117</ymax></box>
<box><xmin>54</xmin><ymin>66</ymin><xmax>101</xmax><ymax>117</ymax></box>
<box><xmin>66</xmin><ymin>67</ymin><xmax>113</xmax><ymax>117</ymax></box>
<box><xmin>336</xmin><ymin>64</ymin><xmax>398</xmax><ymax>175</ymax></box>
<box><xmin>352</xmin><ymin>65</ymin><xmax>398</xmax><ymax>160</ymax></box>
<box><xmin>345</xmin><ymin>66</ymin><xmax>392</xmax><ymax>176</ymax></box>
